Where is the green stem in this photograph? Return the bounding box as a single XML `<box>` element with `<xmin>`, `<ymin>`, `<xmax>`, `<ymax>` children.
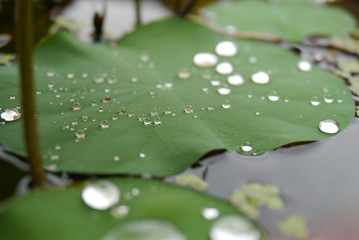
<box><xmin>135</xmin><ymin>0</ymin><xmax>142</xmax><ymax>27</ymax></box>
<box><xmin>16</xmin><ymin>0</ymin><xmax>45</xmax><ymax>187</ymax></box>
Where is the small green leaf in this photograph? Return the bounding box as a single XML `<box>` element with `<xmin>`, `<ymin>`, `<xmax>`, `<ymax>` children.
<box><xmin>0</xmin><ymin>19</ymin><xmax>354</xmax><ymax>176</ymax></box>
<box><xmin>0</xmin><ymin>178</ymin><xmax>263</xmax><ymax>240</ymax></box>
<box><xmin>200</xmin><ymin>0</ymin><xmax>357</xmax><ymax>42</ymax></box>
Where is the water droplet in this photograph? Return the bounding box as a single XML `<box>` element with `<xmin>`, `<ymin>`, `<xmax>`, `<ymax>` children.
<box><xmin>249</xmin><ymin>57</ymin><xmax>257</xmax><ymax>64</ymax></box>
<box><xmin>100</xmin><ymin>120</ymin><xmax>110</xmax><ymax>128</ymax></box>
<box><xmin>82</xmin><ymin>113</ymin><xmax>89</xmax><ymax>121</ymax></box>
<box><xmin>55</xmin><ymin>144</ymin><xmax>62</xmax><ymax>150</ymax></box>
<box><xmin>297</xmin><ymin>60</ymin><xmax>312</xmax><ymax>72</ymax></box>
<box><xmin>217</xmin><ymin>88</ymin><xmax>231</xmax><ymax>95</ymax></box>
<box><xmin>107</xmin><ymin>76</ymin><xmax>118</xmax><ymax>84</ymax></box>
<box><xmin>201</xmin><ymin>207</ymin><xmax>220</xmax><ymax>220</ymax></box>
<box><xmin>112</xmin><ymin>114</ymin><xmax>118</xmax><ymax>120</ymax></box>
<box><xmin>241</xmin><ymin>142</ymin><xmax>253</xmax><ymax>152</ymax></box>
<box><xmin>319</xmin><ymin>119</ymin><xmax>339</xmax><ymax>134</ymax></box>
<box><xmin>151</xmin><ymin>108</ymin><xmax>158</xmax><ymax>116</ymax></box>
<box><xmin>76</xmin><ymin>129</ymin><xmax>85</xmax><ymax>139</ymax></box>
<box><xmin>119</xmin><ymin>107</ymin><xmax>127</xmax><ymax>115</ymax></box>
<box><xmin>154</xmin><ymin>117</ymin><xmax>162</xmax><ymax>125</ymax></box>
<box><xmin>215</xmin><ymin>41</ymin><xmax>237</xmax><ymax>57</ymax></box>
<box><xmin>102</xmin><ymin>95</ymin><xmax>111</xmax><ymax>103</ymax></box>
<box><xmin>310</xmin><ymin>96</ymin><xmax>320</xmax><ymax>106</ymax></box>
<box><xmin>177</xmin><ymin>71</ymin><xmax>190</xmax><ymax>79</ymax></box>
<box><xmin>71</xmin><ymin>119</ymin><xmax>78</xmax><ymax>126</ymax></box>
<box><xmin>323</xmin><ymin>93</ymin><xmax>334</xmax><ymax>103</ymax></box>
<box><xmin>207</xmin><ymin>103</ymin><xmax>215</xmax><ymax>111</ymax></box>
<box><xmin>132</xmin><ymin>188</ymin><xmax>140</xmax><ymax>196</ymax></box>
<box><xmin>251</xmin><ymin>71</ymin><xmax>270</xmax><ymax>84</ymax></box>
<box><xmin>127</xmin><ymin>111</ymin><xmax>135</xmax><ymax>118</ymax></box>
<box><xmin>193</xmin><ymin>52</ymin><xmax>218</xmax><ymax>67</ymax></box>
<box><xmin>0</xmin><ymin>108</ymin><xmax>21</xmax><ymax>121</ymax></box>
<box><xmin>62</xmin><ymin>122</ymin><xmax>70</xmax><ymax>130</ymax></box>
<box><xmin>139</xmin><ymin>153</ymin><xmax>146</xmax><ymax>158</ymax></box>
<box><xmin>91</xmin><ymin>100</ymin><xmax>98</xmax><ymax>107</ymax></box>
<box><xmin>113</xmin><ymin>155</ymin><xmax>120</xmax><ymax>161</ymax></box>
<box><xmin>82</xmin><ymin>73</ymin><xmax>88</xmax><ymax>78</ymax></box>
<box><xmin>140</xmin><ymin>54</ymin><xmax>150</xmax><ymax>62</ymax></box>
<box><xmin>94</xmin><ymin>75</ymin><xmax>104</xmax><ymax>83</ymax></box>
<box><xmin>222</xmin><ymin>100</ymin><xmax>231</xmax><ymax>109</ymax></box>
<box><xmin>267</xmin><ymin>91</ymin><xmax>280</xmax><ymax>102</ymax></box>
<box><xmin>138</xmin><ymin>113</ymin><xmax>145</xmax><ymax>121</ymax></box>
<box><xmin>211</xmin><ymin>80</ymin><xmax>221</xmax><ymax>86</ymax></box>
<box><xmin>82</xmin><ymin>180</ymin><xmax>120</xmax><ymax>210</ymax></box>
<box><xmin>210</xmin><ymin>215</ymin><xmax>261</xmax><ymax>240</ymax></box>
<box><xmin>50</xmin><ymin>154</ymin><xmax>60</xmax><ymax>161</ymax></box>
<box><xmin>98</xmin><ymin>107</ymin><xmax>104</xmax><ymax>113</ymax></box>
<box><xmin>337</xmin><ymin>95</ymin><xmax>343</xmax><ymax>103</ymax></box>
<box><xmin>111</xmin><ymin>205</ymin><xmax>130</xmax><ymax>219</ymax></box>
<box><xmin>102</xmin><ymin>220</ymin><xmax>186</xmax><ymax>240</ymax></box>
<box><xmin>9</xmin><ymin>94</ymin><xmax>16</xmax><ymax>100</ymax></box>
<box><xmin>144</xmin><ymin>118</ymin><xmax>151</xmax><ymax>125</ymax></box>
<box><xmin>48</xmin><ymin>81</ymin><xmax>55</xmax><ymax>89</ymax></box>
<box><xmin>47</xmin><ymin>70</ymin><xmax>55</xmax><ymax>77</ymax></box>
<box><xmin>36</xmin><ymin>90</ymin><xmax>42</xmax><ymax>95</ymax></box>
<box><xmin>164</xmin><ymin>107</ymin><xmax>172</xmax><ymax>115</ymax></box>
<box><xmin>228</xmin><ymin>74</ymin><xmax>245</xmax><ymax>86</ymax></box>
<box><xmin>201</xmin><ymin>72</ymin><xmax>211</xmax><ymax>79</ymax></box>
<box><xmin>216</xmin><ymin>62</ymin><xmax>234</xmax><ymax>75</ymax></box>
<box><xmin>184</xmin><ymin>105</ymin><xmax>193</xmax><ymax>113</ymax></box>
<box><xmin>72</xmin><ymin>102</ymin><xmax>81</xmax><ymax>111</ymax></box>
<box><xmin>67</xmin><ymin>72</ymin><xmax>75</xmax><ymax>78</ymax></box>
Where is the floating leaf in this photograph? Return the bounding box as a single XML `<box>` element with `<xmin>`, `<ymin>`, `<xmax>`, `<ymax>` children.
<box><xmin>0</xmin><ymin>19</ymin><xmax>354</xmax><ymax>176</ymax></box>
<box><xmin>0</xmin><ymin>178</ymin><xmax>263</xmax><ymax>240</ymax></box>
<box><xmin>278</xmin><ymin>215</ymin><xmax>310</xmax><ymax>239</ymax></box>
<box><xmin>200</xmin><ymin>0</ymin><xmax>356</xmax><ymax>42</ymax></box>
<box><xmin>337</xmin><ymin>60</ymin><xmax>359</xmax><ymax>74</ymax></box>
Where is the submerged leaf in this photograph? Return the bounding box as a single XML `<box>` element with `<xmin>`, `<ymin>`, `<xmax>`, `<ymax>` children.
<box><xmin>175</xmin><ymin>174</ymin><xmax>208</xmax><ymax>191</ymax></box>
<box><xmin>278</xmin><ymin>215</ymin><xmax>310</xmax><ymax>239</ymax></box>
<box><xmin>0</xmin><ymin>19</ymin><xmax>354</xmax><ymax>175</ymax></box>
<box><xmin>0</xmin><ymin>178</ymin><xmax>263</xmax><ymax>240</ymax></box>
<box><xmin>200</xmin><ymin>0</ymin><xmax>357</xmax><ymax>42</ymax></box>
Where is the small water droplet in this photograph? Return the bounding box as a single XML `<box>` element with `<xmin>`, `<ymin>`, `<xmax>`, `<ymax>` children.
<box><xmin>94</xmin><ymin>75</ymin><xmax>104</xmax><ymax>83</ymax></box>
<box><xmin>62</xmin><ymin>122</ymin><xmax>70</xmax><ymax>130</ymax></box>
<box><xmin>139</xmin><ymin>153</ymin><xmax>146</xmax><ymax>158</ymax></box>
<box><xmin>217</xmin><ymin>88</ymin><xmax>231</xmax><ymax>95</ymax></box>
<box><xmin>36</xmin><ymin>90</ymin><xmax>42</xmax><ymax>95</ymax></box>
<box><xmin>151</xmin><ymin>108</ymin><xmax>158</xmax><ymax>116</ymax></box>
<box><xmin>81</xmin><ymin>180</ymin><xmax>120</xmax><ymax>210</ymax></box>
<box><xmin>193</xmin><ymin>52</ymin><xmax>218</xmax><ymax>67</ymax></box>
<box><xmin>201</xmin><ymin>207</ymin><xmax>220</xmax><ymax>220</ymax></box>
<box><xmin>72</xmin><ymin>102</ymin><xmax>81</xmax><ymax>111</ymax></box>
<box><xmin>216</xmin><ymin>62</ymin><xmax>234</xmax><ymax>75</ymax></box>
<box><xmin>323</xmin><ymin>93</ymin><xmax>334</xmax><ymax>103</ymax></box>
<box><xmin>112</xmin><ymin>114</ymin><xmax>118</xmax><ymax>120</ymax></box>
<box><xmin>267</xmin><ymin>91</ymin><xmax>280</xmax><ymax>102</ymax></box>
<box><xmin>140</xmin><ymin>54</ymin><xmax>150</xmax><ymax>62</ymax></box>
<box><xmin>98</xmin><ymin>107</ymin><xmax>104</xmax><ymax>113</ymax></box>
<box><xmin>91</xmin><ymin>100</ymin><xmax>98</xmax><ymax>107</ymax></box>
<box><xmin>211</xmin><ymin>80</ymin><xmax>221</xmax><ymax>86</ymax></box>
<box><xmin>107</xmin><ymin>76</ymin><xmax>118</xmax><ymax>84</ymax></box>
<box><xmin>67</xmin><ymin>72</ymin><xmax>75</xmax><ymax>78</ymax></box>
<box><xmin>215</xmin><ymin>41</ymin><xmax>237</xmax><ymax>57</ymax></box>
<box><xmin>76</xmin><ymin>129</ymin><xmax>85</xmax><ymax>139</ymax></box>
<box><xmin>47</xmin><ymin>70</ymin><xmax>55</xmax><ymax>77</ymax></box>
<box><xmin>113</xmin><ymin>155</ymin><xmax>120</xmax><ymax>161</ymax></box>
<box><xmin>222</xmin><ymin>100</ymin><xmax>231</xmax><ymax>109</ymax></box>
<box><xmin>177</xmin><ymin>70</ymin><xmax>191</xmax><ymax>79</ymax></box>
<box><xmin>241</xmin><ymin>142</ymin><xmax>253</xmax><ymax>152</ymax></box>
<box><xmin>110</xmin><ymin>205</ymin><xmax>130</xmax><ymax>219</ymax></box>
<box><xmin>9</xmin><ymin>94</ymin><xmax>16</xmax><ymax>100</ymax></box>
<box><xmin>210</xmin><ymin>215</ymin><xmax>261</xmax><ymax>240</ymax></box>
<box><xmin>138</xmin><ymin>113</ymin><xmax>145</xmax><ymax>121</ymax></box>
<box><xmin>251</xmin><ymin>71</ymin><xmax>270</xmax><ymax>84</ymax></box>
<box><xmin>119</xmin><ymin>107</ymin><xmax>127</xmax><ymax>115</ymax></box>
<box><xmin>201</xmin><ymin>72</ymin><xmax>211</xmax><ymax>79</ymax></box>
<box><xmin>319</xmin><ymin>119</ymin><xmax>339</xmax><ymax>134</ymax></box>
<box><xmin>82</xmin><ymin>73</ymin><xmax>88</xmax><ymax>78</ymax></box>
<box><xmin>100</xmin><ymin>120</ymin><xmax>110</xmax><ymax>128</ymax></box>
<box><xmin>184</xmin><ymin>105</ymin><xmax>193</xmax><ymax>113</ymax></box>
<box><xmin>249</xmin><ymin>57</ymin><xmax>257</xmax><ymax>63</ymax></box>
<box><xmin>132</xmin><ymin>188</ymin><xmax>140</xmax><ymax>196</ymax></box>
<box><xmin>297</xmin><ymin>60</ymin><xmax>312</xmax><ymax>72</ymax></box>
<box><xmin>164</xmin><ymin>107</ymin><xmax>172</xmax><ymax>115</ymax></box>
<box><xmin>127</xmin><ymin>111</ymin><xmax>135</xmax><ymax>118</ymax></box>
<box><xmin>310</xmin><ymin>96</ymin><xmax>320</xmax><ymax>106</ymax></box>
<box><xmin>0</xmin><ymin>108</ymin><xmax>21</xmax><ymax>121</ymax></box>
<box><xmin>207</xmin><ymin>103</ymin><xmax>215</xmax><ymax>111</ymax></box>
<box><xmin>102</xmin><ymin>95</ymin><xmax>111</xmax><ymax>103</ymax></box>
<box><xmin>48</xmin><ymin>81</ymin><xmax>55</xmax><ymax>88</ymax></box>
<box><xmin>144</xmin><ymin>118</ymin><xmax>152</xmax><ymax>125</ymax></box>
<box><xmin>337</xmin><ymin>95</ymin><xmax>344</xmax><ymax>103</ymax></box>
<box><xmin>228</xmin><ymin>74</ymin><xmax>245</xmax><ymax>86</ymax></box>
<box><xmin>154</xmin><ymin>117</ymin><xmax>162</xmax><ymax>125</ymax></box>
<box><xmin>50</xmin><ymin>154</ymin><xmax>60</xmax><ymax>161</ymax></box>
<box><xmin>82</xmin><ymin>113</ymin><xmax>89</xmax><ymax>121</ymax></box>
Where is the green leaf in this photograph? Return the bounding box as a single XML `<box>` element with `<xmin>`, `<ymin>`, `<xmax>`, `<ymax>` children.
<box><xmin>200</xmin><ymin>0</ymin><xmax>357</xmax><ymax>42</ymax></box>
<box><xmin>0</xmin><ymin>18</ymin><xmax>354</xmax><ymax>176</ymax></box>
<box><xmin>0</xmin><ymin>178</ymin><xmax>263</xmax><ymax>240</ymax></box>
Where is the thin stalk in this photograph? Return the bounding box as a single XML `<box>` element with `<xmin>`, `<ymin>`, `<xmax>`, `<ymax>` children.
<box><xmin>135</xmin><ymin>0</ymin><xmax>142</xmax><ymax>27</ymax></box>
<box><xmin>16</xmin><ymin>0</ymin><xmax>45</xmax><ymax>187</ymax></box>
<box><xmin>180</xmin><ymin>0</ymin><xmax>199</xmax><ymax>18</ymax></box>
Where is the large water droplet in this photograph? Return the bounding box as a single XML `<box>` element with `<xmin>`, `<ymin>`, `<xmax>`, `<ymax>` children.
<box><xmin>228</xmin><ymin>74</ymin><xmax>245</xmax><ymax>86</ymax></box>
<box><xmin>184</xmin><ymin>105</ymin><xmax>193</xmax><ymax>113</ymax></box>
<box><xmin>319</xmin><ymin>119</ymin><xmax>339</xmax><ymax>134</ymax></box>
<box><xmin>216</xmin><ymin>62</ymin><xmax>234</xmax><ymax>75</ymax></box>
<box><xmin>102</xmin><ymin>219</ymin><xmax>187</xmax><ymax>240</ymax></box>
<box><xmin>0</xmin><ymin>108</ymin><xmax>21</xmax><ymax>121</ymax></box>
<box><xmin>215</xmin><ymin>41</ymin><xmax>237</xmax><ymax>57</ymax></box>
<box><xmin>267</xmin><ymin>91</ymin><xmax>280</xmax><ymax>102</ymax></box>
<box><xmin>210</xmin><ymin>215</ymin><xmax>261</xmax><ymax>240</ymax></box>
<box><xmin>110</xmin><ymin>205</ymin><xmax>130</xmax><ymax>219</ymax></box>
<box><xmin>323</xmin><ymin>93</ymin><xmax>334</xmax><ymax>103</ymax></box>
<box><xmin>193</xmin><ymin>52</ymin><xmax>218</xmax><ymax>67</ymax></box>
<box><xmin>201</xmin><ymin>207</ymin><xmax>220</xmax><ymax>220</ymax></box>
<box><xmin>241</xmin><ymin>142</ymin><xmax>253</xmax><ymax>152</ymax></box>
<box><xmin>139</xmin><ymin>153</ymin><xmax>146</xmax><ymax>158</ymax></box>
<box><xmin>217</xmin><ymin>88</ymin><xmax>231</xmax><ymax>95</ymax></box>
<box><xmin>144</xmin><ymin>118</ymin><xmax>152</xmax><ymax>125</ymax></box>
<box><xmin>251</xmin><ymin>71</ymin><xmax>270</xmax><ymax>84</ymax></box>
<box><xmin>154</xmin><ymin>117</ymin><xmax>162</xmax><ymax>125</ymax></box>
<box><xmin>81</xmin><ymin>180</ymin><xmax>120</xmax><ymax>210</ymax></box>
<box><xmin>310</xmin><ymin>96</ymin><xmax>320</xmax><ymax>106</ymax></box>
<box><xmin>297</xmin><ymin>60</ymin><xmax>312</xmax><ymax>72</ymax></box>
